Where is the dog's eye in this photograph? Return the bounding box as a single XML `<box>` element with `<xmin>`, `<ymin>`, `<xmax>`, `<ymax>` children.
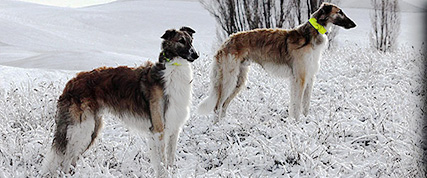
<box><xmin>178</xmin><ymin>38</ymin><xmax>186</xmax><ymax>44</ymax></box>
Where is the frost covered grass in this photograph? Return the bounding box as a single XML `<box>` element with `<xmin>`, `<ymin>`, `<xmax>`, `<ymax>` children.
<box><xmin>0</xmin><ymin>46</ymin><xmax>425</xmax><ymax>177</ymax></box>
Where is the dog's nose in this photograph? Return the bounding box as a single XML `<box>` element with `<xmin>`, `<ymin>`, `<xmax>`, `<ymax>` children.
<box><xmin>349</xmin><ymin>21</ymin><xmax>356</xmax><ymax>28</ymax></box>
<box><xmin>346</xmin><ymin>20</ymin><xmax>357</xmax><ymax>29</ymax></box>
<box><xmin>191</xmin><ymin>52</ymin><xmax>199</xmax><ymax>59</ymax></box>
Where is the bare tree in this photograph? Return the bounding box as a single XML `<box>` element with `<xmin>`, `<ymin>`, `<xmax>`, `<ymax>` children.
<box><xmin>200</xmin><ymin>0</ymin><xmax>341</xmax><ymax>47</ymax></box>
<box><xmin>370</xmin><ymin>0</ymin><xmax>400</xmax><ymax>52</ymax></box>
<box><xmin>291</xmin><ymin>0</ymin><xmax>305</xmax><ymax>25</ymax></box>
<box><xmin>307</xmin><ymin>0</ymin><xmax>321</xmax><ymax>19</ymax></box>
<box><xmin>200</xmin><ymin>0</ymin><xmax>295</xmax><ymax>42</ymax></box>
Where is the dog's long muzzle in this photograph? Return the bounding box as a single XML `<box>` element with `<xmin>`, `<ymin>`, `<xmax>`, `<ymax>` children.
<box><xmin>344</xmin><ymin>18</ymin><xmax>356</xmax><ymax>29</ymax></box>
<box><xmin>188</xmin><ymin>47</ymin><xmax>199</xmax><ymax>62</ymax></box>
<box><xmin>340</xmin><ymin>15</ymin><xmax>357</xmax><ymax>29</ymax></box>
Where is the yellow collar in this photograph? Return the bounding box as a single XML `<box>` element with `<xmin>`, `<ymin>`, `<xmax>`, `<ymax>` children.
<box><xmin>309</xmin><ymin>18</ymin><xmax>327</xmax><ymax>34</ymax></box>
<box><xmin>163</xmin><ymin>52</ymin><xmax>181</xmax><ymax>66</ymax></box>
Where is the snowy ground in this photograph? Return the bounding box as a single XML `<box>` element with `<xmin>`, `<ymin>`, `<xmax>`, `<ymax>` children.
<box><xmin>0</xmin><ymin>0</ymin><xmax>426</xmax><ymax>177</ymax></box>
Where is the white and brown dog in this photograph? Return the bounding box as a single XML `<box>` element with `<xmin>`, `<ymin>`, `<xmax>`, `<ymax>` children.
<box><xmin>42</xmin><ymin>27</ymin><xmax>199</xmax><ymax>177</ymax></box>
<box><xmin>198</xmin><ymin>3</ymin><xmax>356</xmax><ymax>120</ymax></box>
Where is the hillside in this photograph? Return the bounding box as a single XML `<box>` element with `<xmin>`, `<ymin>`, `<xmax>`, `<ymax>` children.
<box><xmin>0</xmin><ymin>0</ymin><xmax>426</xmax><ymax>177</ymax></box>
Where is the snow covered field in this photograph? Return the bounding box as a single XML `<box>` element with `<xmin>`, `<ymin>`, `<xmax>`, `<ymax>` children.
<box><xmin>0</xmin><ymin>0</ymin><xmax>426</xmax><ymax>177</ymax></box>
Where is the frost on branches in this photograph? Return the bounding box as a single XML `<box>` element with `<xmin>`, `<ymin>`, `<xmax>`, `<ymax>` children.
<box><xmin>370</xmin><ymin>0</ymin><xmax>400</xmax><ymax>52</ymax></box>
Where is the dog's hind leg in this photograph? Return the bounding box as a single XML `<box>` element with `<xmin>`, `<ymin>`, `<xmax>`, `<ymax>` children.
<box><xmin>198</xmin><ymin>57</ymin><xmax>222</xmax><ymax>115</ymax></box>
<box><xmin>62</xmin><ymin>107</ymin><xmax>97</xmax><ymax>172</ymax></box>
<box><xmin>214</xmin><ymin>55</ymin><xmax>241</xmax><ymax>120</ymax></box>
<box><xmin>43</xmin><ymin>101</ymin><xmax>99</xmax><ymax>174</ymax></box>
<box><xmin>220</xmin><ymin>60</ymin><xmax>250</xmax><ymax>117</ymax></box>
<box><xmin>88</xmin><ymin>114</ymin><xmax>103</xmax><ymax>151</ymax></box>
<box><xmin>302</xmin><ymin>76</ymin><xmax>314</xmax><ymax>116</ymax></box>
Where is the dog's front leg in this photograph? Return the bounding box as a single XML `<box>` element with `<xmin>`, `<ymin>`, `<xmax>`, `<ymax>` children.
<box><xmin>148</xmin><ymin>85</ymin><xmax>167</xmax><ymax>177</ymax></box>
<box><xmin>290</xmin><ymin>76</ymin><xmax>306</xmax><ymax>120</ymax></box>
<box><xmin>302</xmin><ymin>76</ymin><xmax>314</xmax><ymax>117</ymax></box>
<box><xmin>148</xmin><ymin>133</ymin><xmax>167</xmax><ymax>177</ymax></box>
<box><xmin>165</xmin><ymin>128</ymin><xmax>180</xmax><ymax>172</ymax></box>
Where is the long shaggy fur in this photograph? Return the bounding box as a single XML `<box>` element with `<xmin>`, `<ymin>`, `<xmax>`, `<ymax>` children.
<box><xmin>198</xmin><ymin>3</ymin><xmax>356</xmax><ymax>120</ymax></box>
<box><xmin>42</xmin><ymin>27</ymin><xmax>199</xmax><ymax>177</ymax></box>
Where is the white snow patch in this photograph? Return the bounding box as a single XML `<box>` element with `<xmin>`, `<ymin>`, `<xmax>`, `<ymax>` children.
<box><xmin>0</xmin><ymin>0</ymin><xmax>425</xmax><ymax>177</ymax></box>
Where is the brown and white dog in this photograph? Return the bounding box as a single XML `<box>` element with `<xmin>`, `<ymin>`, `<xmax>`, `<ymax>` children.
<box><xmin>42</xmin><ymin>27</ymin><xmax>199</xmax><ymax>177</ymax></box>
<box><xmin>198</xmin><ymin>3</ymin><xmax>356</xmax><ymax>120</ymax></box>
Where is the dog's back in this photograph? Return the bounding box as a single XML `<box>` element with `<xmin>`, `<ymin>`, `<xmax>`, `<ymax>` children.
<box><xmin>60</xmin><ymin>65</ymin><xmax>154</xmax><ymax>116</ymax></box>
<box><xmin>218</xmin><ymin>28</ymin><xmax>306</xmax><ymax>65</ymax></box>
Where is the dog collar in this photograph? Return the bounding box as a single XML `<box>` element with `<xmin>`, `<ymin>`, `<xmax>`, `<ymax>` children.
<box><xmin>309</xmin><ymin>18</ymin><xmax>327</xmax><ymax>35</ymax></box>
<box><xmin>163</xmin><ymin>52</ymin><xmax>181</xmax><ymax>66</ymax></box>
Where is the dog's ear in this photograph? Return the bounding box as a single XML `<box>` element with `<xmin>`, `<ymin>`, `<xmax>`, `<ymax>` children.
<box><xmin>317</xmin><ymin>2</ymin><xmax>333</xmax><ymax>24</ymax></box>
<box><xmin>319</xmin><ymin>2</ymin><xmax>332</xmax><ymax>15</ymax></box>
<box><xmin>161</xmin><ymin>29</ymin><xmax>177</xmax><ymax>40</ymax></box>
<box><xmin>180</xmin><ymin>26</ymin><xmax>196</xmax><ymax>37</ymax></box>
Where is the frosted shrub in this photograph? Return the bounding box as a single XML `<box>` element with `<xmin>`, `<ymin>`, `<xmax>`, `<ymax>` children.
<box><xmin>370</xmin><ymin>0</ymin><xmax>400</xmax><ymax>52</ymax></box>
<box><xmin>0</xmin><ymin>46</ymin><xmax>425</xmax><ymax>177</ymax></box>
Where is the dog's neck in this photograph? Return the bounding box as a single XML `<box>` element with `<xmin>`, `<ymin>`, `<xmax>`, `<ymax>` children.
<box><xmin>159</xmin><ymin>51</ymin><xmax>186</xmax><ymax>66</ymax></box>
<box><xmin>308</xmin><ymin>18</ymin><xmax>327</xmax><ymax>35</ymax></box>
<box><xmin>296</xmin><ymin>20</ymin><xmax>329</xmax><ymax>48</ymax></box>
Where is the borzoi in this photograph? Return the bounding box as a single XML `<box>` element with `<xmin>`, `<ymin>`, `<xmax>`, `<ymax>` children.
<box><xmin>42</xmin><ymin>27</ymin><xmax>199</xmax><ymax>177</ymax></box>
<box><xmin>198</xmin><ymin>3</ymin><xmax>356</xmax><ymax>120</ymax></box>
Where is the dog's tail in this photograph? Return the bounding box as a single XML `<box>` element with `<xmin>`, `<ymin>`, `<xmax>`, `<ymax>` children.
<box><xmin>197</xmin><ymin>58</ymin><xmax>221</xmax><ymax>115</ymax></box>
<box><xmin>41</xmin><ymin>101</ymin><xmax>71</xmax><ymax>175</ymax></box>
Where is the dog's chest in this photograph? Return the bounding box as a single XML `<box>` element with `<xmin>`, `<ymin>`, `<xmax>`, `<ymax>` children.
<box><xmin>310</xmin><ymin>34</ymin><xmax>328</xmax><ymax>59</ymax></box>
<box><xmin>314</xmin><ymin>34</ymin><xmax>328</xmax><ymax>51</ymax></box>
<box><xmin>304</xmin><ymin>34</ymin><xmax>328</xmax><ymax>75</ymax></box>
<box><xmin>162</xmin><ymin>61</ymin><xmax>192</xmax><ymax>108</ymax></box>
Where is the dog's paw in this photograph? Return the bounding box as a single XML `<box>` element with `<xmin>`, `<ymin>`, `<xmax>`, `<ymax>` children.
<box><xmin>302</xmin><ymin>109</ymin><xmax>309</xmax><ymax>117</ymax></box>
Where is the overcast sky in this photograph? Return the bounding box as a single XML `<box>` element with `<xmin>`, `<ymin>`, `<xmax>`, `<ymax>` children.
<box><xmin>18</xmin><ymin>0</ymin><xmax>116</xmax><ymax>8</ymax></box>
<box><xmin>17</xmin><ymin>0</ymin><xmax>427</xmax><ymax>9</ymax></box>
